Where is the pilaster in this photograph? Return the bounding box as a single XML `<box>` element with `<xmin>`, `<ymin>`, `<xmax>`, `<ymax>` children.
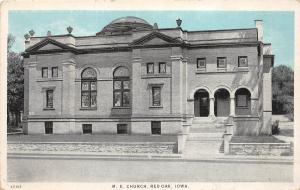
<box><xmin>170</xmin><ymin>54</ymin><xmax>183</xmax><ymax>115</ymax></box>
<box><xmin>131</xmin><ymin>49</ymin><xmax>142</xmax><ymax>116</ymax></box>
<box><xmin>61</xmin><ymin>58</ymin><xmax>76</xmax><ymax>116</ymax></box>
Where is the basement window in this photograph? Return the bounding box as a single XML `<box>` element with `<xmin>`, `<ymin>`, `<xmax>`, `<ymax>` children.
<box><xmin>45</xmin><ymin>122</ymin><xmax>53</xmax><ymax>134</ymax></box>
<box><xmin>117</xmin><ymin>124</ymin><xmax>128</xmax><ymax>134</ymax></box>
<box><xmin>82</xmin><ymin>124</ymin><xmax>92</xmax><ymax>134</ymax></box>
<box><xmin>151</xmin><ymin>121</ymin><xmax>161</xmax><ymax>135</ymax></box>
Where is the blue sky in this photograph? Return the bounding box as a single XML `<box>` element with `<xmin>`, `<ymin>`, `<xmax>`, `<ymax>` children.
<box><xmin>9</xmin><ymin>11</ymin><xmax>294</xmax><ymax>67</ymax></box>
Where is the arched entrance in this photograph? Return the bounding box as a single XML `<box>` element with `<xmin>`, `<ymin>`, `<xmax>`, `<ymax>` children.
<box><xmin>194</xmin><ymin>89</ymin><xmax>209</xmax><ymax>117</ymax></box>
<box><xmin>214</xmin><ymin>89</ymin><xmax>230</xmax><ymax>117</ymax></box>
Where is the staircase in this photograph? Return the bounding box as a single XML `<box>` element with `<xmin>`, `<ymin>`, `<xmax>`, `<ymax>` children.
<box><xmin>183</xmin><ymin>117</ymin><xmax>226</xmax><ymax>158</ymax></box>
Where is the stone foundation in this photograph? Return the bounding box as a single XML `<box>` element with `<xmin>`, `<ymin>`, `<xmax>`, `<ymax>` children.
<box><xmin>229</xmin><ymin>142</ymin><xmax>292</xmax><ymax>156</ymax></box>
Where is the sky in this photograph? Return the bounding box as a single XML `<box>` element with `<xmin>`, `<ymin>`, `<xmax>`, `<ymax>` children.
<box><xmin>9</xmin><ymin>11</ymin><xmax>294</xmax><ymax>67</ymax></box>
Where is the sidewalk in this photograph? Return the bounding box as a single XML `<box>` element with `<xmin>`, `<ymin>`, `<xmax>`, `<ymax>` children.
<box><xmin>8</xmin><ymin>149</ymin><xmax>293</xmax><ymax>164</ymax></box>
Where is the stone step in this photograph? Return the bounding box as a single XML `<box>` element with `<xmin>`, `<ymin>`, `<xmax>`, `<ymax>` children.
<box><xmin>189</xmin><ymin>127</ymin><xmax>225</xmax><ymax>133</ymax></box>
<box><xmin>187</xmin><ymin>134</ymin><xmax>224</xmax><ymax>142</ymax></box>
<box><xmin>187</xmin><ymin>132</ymin><xmax>224</xmax><ymax>137</ymax></box>
<box><xmin>184</xmin><ymin>141</ymin><xmax>224</xmax><ymax>155</ymax></box>
<box><xmin>192</xmin><ymin>123</ymin><xmax>216</xmax><ymax>128</ymax></box>
<box><xmin>192</xmin><ymin>120</ymin><xmax>214</xmax><ymax>124</ymax></box>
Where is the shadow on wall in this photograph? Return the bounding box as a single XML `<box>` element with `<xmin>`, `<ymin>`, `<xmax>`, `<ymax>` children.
<box><xmin>230</xmin><ymin>49</ymin><xmax>264</xmax><ymax>135</ymax></box>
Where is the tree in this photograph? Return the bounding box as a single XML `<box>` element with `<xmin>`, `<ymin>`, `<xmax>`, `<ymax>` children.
<box><xmin>272</xmin><ymin>65</ymin><xmax>294</xmax><ymax>120</ymax></box>
<box><xmin>7</xmin><ymin>34</ymin><xmax>24</xmax><ymax>127</ymax></box>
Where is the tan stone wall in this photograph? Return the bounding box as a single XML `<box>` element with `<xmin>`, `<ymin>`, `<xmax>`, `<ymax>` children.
<box><xmin>23</xmin><ymin>30</ymin><xmax>270</xmax><ymax>135</ymax></box>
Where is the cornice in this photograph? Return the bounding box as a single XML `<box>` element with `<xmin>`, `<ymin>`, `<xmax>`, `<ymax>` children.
<box><xmin>23</xmin><ymin>41</ymin><xmax>261</xmax><ymax>56</ymax></box>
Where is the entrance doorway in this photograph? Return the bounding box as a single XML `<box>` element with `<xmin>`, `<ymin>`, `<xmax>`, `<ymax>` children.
<box><xmin>214</xmin><ymin>89</ymin><xmax>230</xmax><ymax>117</ymax></box>
<box><xmin>194</xmin><ymin>89</ymin><xmax>209</xmax><ymax>117</ymax></box>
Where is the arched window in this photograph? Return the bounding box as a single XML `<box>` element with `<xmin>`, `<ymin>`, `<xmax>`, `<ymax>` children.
<box><xmin>113</xmin><ymin>66</ymin><xmax>130</xmax><ymax>107</ymax></box>
<box><xmin>235</xmin><ymin>88</ymin><xmax>251</xmax><ymax>115</ymax></box>
<box><xmin>81</xmin><ymin>68</ymin><xmax>97</xmax><ymax>108</ymax></box>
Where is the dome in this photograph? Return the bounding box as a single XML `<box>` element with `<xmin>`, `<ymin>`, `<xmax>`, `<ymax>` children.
<box><xmin>97</xmin><ymin>16</ymin><xmax>153</xmax><ymax>35</ymax></box>
<box><xmin>110</xmin><ymin>16</ymin><xmax>150</xmax><ymax>25</ymax></box>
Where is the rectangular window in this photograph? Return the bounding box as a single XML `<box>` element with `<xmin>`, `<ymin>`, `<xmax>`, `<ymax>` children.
<box><xmin>81</xmin><ymin>81</ymin><xmax>97</xmax><ymax>108</ymax></box>
<box><xmin>238</xmin><ymin>56</ymin><xmax>248</xmax><ymax>67</ymax></box>
<box><xmin>113</xmin><ymin>79</ymin><xmax>130</xmax><ymax>107</ymax></box>
<box><xmin>46</xmin><ymin>90</ymin><xmax>54</xmax><ymax>108</ymax></box>
<box><xmin>147</xmin><ymin>63</ymin><xmax>154</xmax><ymax>74</ymax></box>
<box><xmin>151</xmin><ymin>121</ymin><xmax>161</xmax><ymax>135</ymax></box>
<box><xmin>82</xmin><ymin>124</ymin><xmax>92</xmax><ymax>134</ymax></box>
<box><xmin>52</xmin><ymin>67</ymin><xmax>58</xmax><ymax>77</ymax></box>
<box><xmin>122</xmin><ymin>91</ymin><xmax>130</xmax><ymax>107</ymax></box>
<box><xmin>197</xmin><ymin>58</ymin><xmax>206</xmax><ymax>68</ymax></box>
<box><xmin>152</xmin><ymin>87</ymin><xmax>161</xmax><ymax>106</ymax></box>
<box><xmin>159</xmin><ymin>62</ymin><xmax>166</xmax><ymax>73</ymax></box>
<box><xmin>117</xmin><ymin>124</ymin><xmax>128</xmax><ymax>134</ymax></box>
<box><xmin>45</xmin><ymin>122</ymin><xmax>53</xmax><ymax>134</ymax></box>
<box><xmin>113</xmin><ymin>91</ymin><xmax>122</xmax><ymax>107</ymax></box>
<box><xmin>42</xmin><ymin>67</ymin><xmax>48</xmax><ymax>78</ymax></box>
<box><xmin>236</xmin><ymin>95</ymin><xmax>248</xmax><ymax>107</ymax></box>
<box><xmin>217</xmin><ymin>57</ymin><xmax>227</xmax><ymax>68</ymax></box>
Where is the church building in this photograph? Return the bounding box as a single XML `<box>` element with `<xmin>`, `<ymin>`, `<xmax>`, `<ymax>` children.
<box><xmin>22</xmin><ymin>16</ymin><xmax>274</xmax><ymax>137</ymax></box>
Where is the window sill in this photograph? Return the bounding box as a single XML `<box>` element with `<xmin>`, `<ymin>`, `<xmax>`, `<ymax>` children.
<box><xmin>217</xmin><ymin>68</ymin><xmax>227</xmax><ymax>71</ymax></box>
<box><xmin>236</xmin><ymin>67</ymin><xmax>249</xmax><ymax>71</ymax></box>
<box><xmin>43</xmin><ymin>108</ymin><xmax>55</xmax><ymax>110</ymax></box>
<box><xmin>236</xmin><ymin>106</ymin><xmax>250</xmax><ymax>109</ymax></box>
<box><xmin>112</xmin><ymin>107</ymin><xmax>131</xmax><ymax>109</ymax></box>
<box><xmin>37</xmin><ymin>78</ymin><xmax>63</xmax><ymax>82</ymax></box>
<box><xmin>80</xmin><ymin>107</ymin><xmax>97</xmax><ymax>110</ymax></box>
<box><xmin>195</xmin><ymin>68</ymin><xmax>206</xmax><ymax>73</ymax></box>
<box><xmin>149</xmin><ymin>106</ymin><xmax>163</xmax><ymax>108</ymax></box>
<box><xmin>141</xmin><ymin>74</ymin><xmax>171</xmax><ymax>79</ymax></box>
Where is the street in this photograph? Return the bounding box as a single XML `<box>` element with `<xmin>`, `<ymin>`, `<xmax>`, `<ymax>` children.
<box><xmin>7</xmin><ymin>156</ymin><xmax>293</xmax><ymax>182</ymax></box>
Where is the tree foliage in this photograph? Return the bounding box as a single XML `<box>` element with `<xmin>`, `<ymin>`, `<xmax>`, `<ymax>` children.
<box><xmin>7</xmin><ymin>34</ymin><xmax>24</xmax><ymax>126</ymax></box>
<box><xmin>272</xmin><ymin>65</ymin><xmax>294</xmax><ymax>120</ymax></box>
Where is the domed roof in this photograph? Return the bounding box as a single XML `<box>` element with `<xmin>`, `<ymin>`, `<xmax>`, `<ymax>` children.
<box><xmin>97</xmin><ymin>16</ymin><xmax>153</xmax><ymax>35</ymax></box>
<box><xmin>110</xmin><ymin>16</ymin><xmax>150</xmax><ymax>25</ymax></box>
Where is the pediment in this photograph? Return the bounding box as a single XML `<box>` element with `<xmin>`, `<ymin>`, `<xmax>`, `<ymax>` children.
<box><xmin>131</xmin><ymin>31</ymin><xmax>183</xmax><ymax>46</ymax></box>
<box><xmin>25</xmin><ymin>38</ymin><xmax>77</xmax><ymax>53</ymax></box>
<box><xmin>39</xmin><ymin>43</ymin><xmax>63</xmax><ymax>50</ymax></box>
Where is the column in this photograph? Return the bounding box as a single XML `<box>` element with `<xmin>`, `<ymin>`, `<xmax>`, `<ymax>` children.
<box><xmin>209</xmin><ymin>98</ymin><xmax>214</xmax><ymax>117</ymax></box>
<box><xmin>230</xmin><ymin>97</ymin><xmax>235</xmax><ymax>116</ymax></box>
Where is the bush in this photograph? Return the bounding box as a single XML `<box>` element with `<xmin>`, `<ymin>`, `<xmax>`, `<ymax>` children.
<box><xmin>272</xmin><ymin>120</ymin><xmax>280</xmax><ymax>135</ymax></box>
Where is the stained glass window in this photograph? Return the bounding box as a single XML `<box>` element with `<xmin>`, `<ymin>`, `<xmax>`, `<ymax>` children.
<box><xmin>46</xmin><ymin>90</ymin><xmax>53</xmax><ymax>108</ymax></box>
<box><xmin>113</xmin><ymin>67</ymin><xmax>130</xmax><ymax>107</ymax></box>
<box><xmin>81</xmin><ymin>68</ymin><xmax>97</xmax><ymax>108</ymax></box>
<box><xmin>152</xmin><ymin>87</ymin><xmax>161</xmax><ymax>106</ymax></box>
